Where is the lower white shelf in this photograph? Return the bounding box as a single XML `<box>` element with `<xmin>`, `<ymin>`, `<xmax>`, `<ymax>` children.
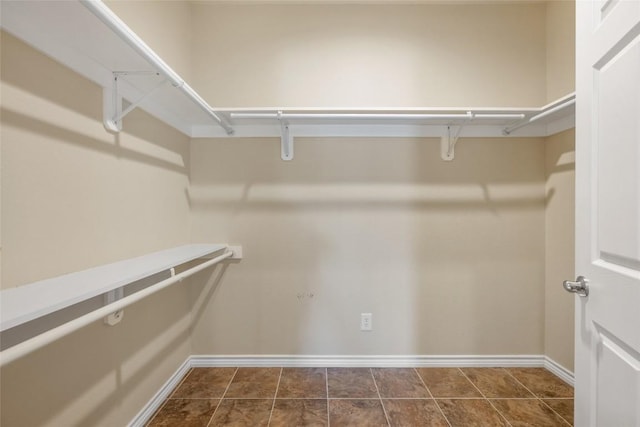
<box><xmin>0</xmin><ymin>244</ymin><xmax>228</xmax><ymax>332</ymax></box>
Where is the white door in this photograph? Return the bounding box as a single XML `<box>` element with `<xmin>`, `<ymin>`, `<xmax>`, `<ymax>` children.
<box><xmin>574</xmin><ymin>0</ymin><xmax>640</xmax><ymax>426</ymax></box>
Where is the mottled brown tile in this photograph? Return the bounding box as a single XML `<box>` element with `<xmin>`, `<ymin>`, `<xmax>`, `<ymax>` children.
<box><xmin>224</xmin><ymin>367</ymin><xmax>280</xmax><ymax>398</ymax></box>
<box><xmin>170</xmin><ymin>368</ymin><xmax>236</xmax><ymax>399</ymax></box>
<box><xmin>147</xmin><ymin>399</ymin><xmax>218</xmax><ymax>427</ymax></box>
<box><xmin>277</xmin><ymin>368</ymin><xmax>326</xmax><ymax>398</ymax></box>
<box><xmin>329</xmin><ymin>399</ymin><xmax>388</xmax><ymax>427</ymax></box>
<box><xmin>383</xmin><ymin>399</ymin><xmax>449</xmax><ymax>427</ymax></box>
<box><xmin>327</xmin><ymin>368</ymin><xmax>378</xmax><ymax>398</ymax></box>
<box><xmin>270</xmin><ymin>399</ymin><xmax>328</xmax><ymax>426</ymax></box>
<box><xmin>438</xmin><ymin>399</ymin><xmax>508</xmax><ymax>427</ymax></box>
<box><xmin>416</xmin><ymin>368</ymin><xmax>482</xmax><ymax>398</ymax></box>
<box><xmin>507</xmin><ymin>368</ymin><xmax>574</xmax><ymax>398</ymax></box>
<box><xmin>492</xmin><ymin>399</ymin><xmax>570</xmax><ymax>426</ymax></box>
<box><xmin>208</xmin><ymin>399</ymin><xmax>272</xmax><ymax>427</ymax></box>
<box><xmin>461</xmin><ymin>368</ymin><xmax>533</xmax><ymax>398</ymax></box>
<box><xmin>371</xmin><ymin>368</ymin><xmax>430</xmax><ymax>398</ymax></box>
<box><xmin>543</xmin><ymin>399</ymin><xmax>574</xmax><ymax>425</ymax></box>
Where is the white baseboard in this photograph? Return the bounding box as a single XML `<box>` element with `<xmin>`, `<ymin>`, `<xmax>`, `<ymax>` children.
<box><xmin>544</xmin><ymin>356</ymin><xmax>575</xmax><ymax>386</ymax></box>
<box><xmin>190</xmin><ymin>354</ymin><xmax>547</xmax><ymax>368</ymax></box>
<box><xmin>128</xmin><ymin>358</ymin><xmax>192</xmax><ymax>427</ymax></box>
<box><xmin>130</xmin><ymin>353</ymin><xmax>575</xmax><ymax>426</ymax></box>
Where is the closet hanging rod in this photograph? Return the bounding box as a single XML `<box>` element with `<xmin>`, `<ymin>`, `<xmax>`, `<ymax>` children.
<box><xmin>0</xmin><ymin>250</ymin><xmax>233</xmax><ymax>367</ymax></box>
<box><xmin>503</xmin><ymin>98</ymin><xmax>576</xmax><ymax>135</ymax></box>
<box><xmin>230</xmin><ymin>112</ymin><xmax>526</xmax><ymax>121</ymax></box>
<box><xmin>79</xmin><ymin>0</ymin><xmax>234</xmax><ymax>135</ymax></box>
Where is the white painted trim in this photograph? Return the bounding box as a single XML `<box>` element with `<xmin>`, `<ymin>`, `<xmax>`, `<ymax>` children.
<box><xmin>127</xmin><ymin>358</ymin><xmax>192</xmax><ymax>427</ymax></box>
<box><xmin>190</xmin><ymin>354</ymin><xmax>546</xmax><ymax>368</ymax></box>
<box><xmin>544</xmin><ymin>356</ymin><xmax>575</xmax><ymax>386</ymax></box>
<box><xmin>130</xmin><ymin>354</ymin><xmax>575</xmax><ymax>426</ymax></box>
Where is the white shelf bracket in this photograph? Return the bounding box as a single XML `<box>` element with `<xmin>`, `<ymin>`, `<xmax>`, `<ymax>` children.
<box><xmin>103</xmin><ymin>71</ymin><xmax>165</xmax><ymax>133</ymax></box>
<box><xmin>440</xmin><ymin>111</ymin><xmax>473</xmax><ymax>161</ymax></box>
<box><xmin>278</xmin><ymin>111</ymin><xmax>294</xmax><ymax>161</ymax></box>
<box><xmin>104</xmin><ymin>287</ymin><xmax>124</xmax><ymax>326</ymax></box>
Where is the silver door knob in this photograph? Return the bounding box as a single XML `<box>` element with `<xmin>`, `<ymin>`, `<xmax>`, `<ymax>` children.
<box><xmin>563</xmin><ymin>276</ymin><xmax>589</xmax><ymax>297</ymax></box>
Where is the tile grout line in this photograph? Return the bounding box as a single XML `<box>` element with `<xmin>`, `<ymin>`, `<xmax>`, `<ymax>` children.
<box><xmin>146</xmin><ymin>367</ymin><xmax>195</xmax><ymax>426</ymax></box>
<box><xmin>168</xmin><ymin>367</ymin><xmax>194</xmax><ymax>399</ymax></box>
<box><xmin>536</xmin><ymin>400</ymin><xmax>574</xmax><ymax>427</ymax></box>
<box><xmin>266</xmin><ymin>367</ymin><xmax>283</xmax><ymax>427</ymax></box>
<box><xmin>457</xmin><ymin>368</ymin><xmax>514</xmax><ymax>427</ymax></box>
<box><xmin>325</xmin><ymin>368</ymin><xmax>330</xmax><ymax>427</ymax></box>
<box><xmin>413</xmin><ymin>368</ymin><xmax>452</xmax><ymax>427</ymax></box>
<box><xmin>369</xmin><ymin>368</ymin><xmax>392</xmax><ymax>427</ymax></box>
<box><xmin>503</xmin><ymin>368</ymin><xmax>573</xmax><ymax>427</ymax></box>
<box><xmin>205</xmin><ymin>367</ymin><xmax>239</xmax><ymax>427</ymax></box>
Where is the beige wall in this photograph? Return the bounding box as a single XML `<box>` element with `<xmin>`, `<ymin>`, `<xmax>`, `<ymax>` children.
<box><xmin>189</xmin><ymin>137</ymin><xmax>546</xmax><ymax>355</ymax></box>
<box><xmin>546</xmin><ymin>0</ymin><xmax>575</xmax><ymax>102</ymax></box>
<box><xmin>1</xmin><ymin>32</ymin><xmax>192</xmax><ymax>426</ymax></box>
<box><xmin>544</xmin><ymin>129</ymin><xmax>575</xmax><ymax>371</ymax></box>
<box><xmin>0</xmin><ymin>1</ymin><xmax>577</xmax><ymax>425</ymax></box>
<box><xmin>191</xmin><ymin>2</ymin><xmax>547</xmax><ymax>108</ymax></box>
<box><xmin>544</xmin><ymin>0</ymin><xmax>575</xmax><ymax>371</ymax></box>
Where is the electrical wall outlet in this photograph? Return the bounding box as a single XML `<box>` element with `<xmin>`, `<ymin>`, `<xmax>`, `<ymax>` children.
<box><xmin>360</xmin><ymin>313</ymin><xmax>372</xmax><ymax>331</ymax></box>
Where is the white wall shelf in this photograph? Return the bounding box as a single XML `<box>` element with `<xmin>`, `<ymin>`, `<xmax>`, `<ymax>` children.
<box><xmin>205</xmin><ymin>93</ymin><xmax>576</xmax><ymax>139</ymax></box>
<box><xmin>1</xmin><ymin>0</ymin><xmax>575</xmax><ymax>144</ymax></box>
<box><xmin>0</xmin><ymin>244</ymin><xmax>227</xmax><ymax>332</ymax></box>
<box><xmin>0</xmin><ymin>0</ymin><xmax>233</xmax><ymax>136</ymax></box>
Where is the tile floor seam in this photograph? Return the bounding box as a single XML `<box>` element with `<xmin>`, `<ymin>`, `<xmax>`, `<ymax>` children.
<box><xmin>542</xmin><ymin>398</ymin><xmax>575</xmax><ymax>401</ymax></box>
<box><xmin>266</xmin><ymin>367</ymin><xmax>283</xmax><ymax>427</ymax></box>
<box><xmin>503</xmin><ymin>368</ymin><xmax>573</xmax><ymax>426</ymax></box>
<box><xmin>534</xmin><ymin>399</ymin><xmax>574</xmax><ymax>427</ymax></box>
<box><xmin>205</xmin><ymin>367</ymin><xmax>238</xmax><ymax>427</ymax></box>
<box><xmin>414</xmin><ymin>368</ymin><xmax>452</xmax><ymax>427</ymax></box>
<box><xmin>325</xmin><ymin>368</ymin><xmax>330</xmax><ymax>427</ymax></box>
<box><xmin>457</xmin><ymin>368</ymin><xmax>514</xmax><ymax>427</ymax></box>
<box><xmin>167</xmin><ymin>367</ymin><xmax>193</xmax><ymax>399</ymax></box>
<box><xmin>144</xmin><ymin>400</ymin><xmax>166</xmax><ymax>426</ymax></box>
<box><xmin>536</xmin><ymin>397</ymin><xmax>574</xmax><ymax>427</ymax></box>
<box><xmin>369</xmin><ymin>368</ymin><xmax>392</xmax><ymax>427</ymax></box>
<box><xmin>145</xmin><ymin>367</ymin><xmax>194</xmax><ymax>426</ymax></box>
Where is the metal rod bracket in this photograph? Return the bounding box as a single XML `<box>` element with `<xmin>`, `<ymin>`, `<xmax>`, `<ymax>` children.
<box><xmin>278</xmin><ymin>111</ymin><xmax>294</xmax><ymax>161</ymax></box>
<box><xmin>104</xmin><ymin>287</ymin><xmax>124</xmax><ymax>326</ymax></box>
<box><xmin>441</xmin><ymin>112</ymin><xmax>473</xmax><ymax>161</ymax></box>
<box><xmin>103</xmin><ymin>71</ymin><xmax>165</xmax><ymax>133</ymax></box>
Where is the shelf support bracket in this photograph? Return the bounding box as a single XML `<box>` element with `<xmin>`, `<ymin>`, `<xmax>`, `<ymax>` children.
<box><xmin>278</xmin><ymin>111</ymin><xmax>294</xmax><ymax>161</ymax></box>
<box><xmin>104</xmin><ymin>287</ymin><xmax>124</xmax><ymax>326</ymax></box>
<box><xmin>103</xmin><ymin>71</ymin><xmax>165</xmax><ymax>133</ymax></box>
<box><xmin>440</xmin><ymin>111</ymin><xmax>473</xmax><ymax>161</ymax></box>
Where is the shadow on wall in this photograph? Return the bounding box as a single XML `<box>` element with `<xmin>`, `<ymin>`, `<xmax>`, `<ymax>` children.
<box><xmin>0</xmin><ymin>285</ymin><xmax>191</xmax><ymax>426</ymax></box>
<box><xmin>1</xmin><ymin>108</ymin><xmax>187</xmax><ymax>175</ymax></box>
<box><xmin>188</xmin><ymin>137</ymin><xmax>546</xmax><ymax>356</ymax></box>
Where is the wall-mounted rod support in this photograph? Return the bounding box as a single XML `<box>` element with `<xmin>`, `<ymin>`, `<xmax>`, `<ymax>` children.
<box><xmin>80</xmin><ymin>0</ymin><xmax>234</xmax><ymax>135</ymax></box>
<box><xmin>105</xmin><ymin>74</ymin><xmax>168</xmax><ymax>132</ymax></box>
<box><xmin>503</xmin><ymin>99</ymin><xmax>575</xmax><ymax>135</ymax></box>
<box><xmin>103</xmin><ymin>287</ymin><xmax>124</xmax><ymax>326</ymax></box>
<box><xmin>0</xmin><ymin>250</ymin><xmax>233</xmax><ymax>367</ymax></box>
<box><xmin>440</xmin><ymin>112</ymin><xmax>474</xmax><ymax>161</ymax></box>
<box><xmin>278</xmin><ymin>111</ymin><xmax>294</xmax><ymax>161</ymax></box>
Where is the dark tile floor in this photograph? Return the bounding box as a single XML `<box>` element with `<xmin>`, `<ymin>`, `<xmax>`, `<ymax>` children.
<box><xmin>146</xmin><ymin>366</ymin><xmax>574</xmax><ymax>426</ymax></box>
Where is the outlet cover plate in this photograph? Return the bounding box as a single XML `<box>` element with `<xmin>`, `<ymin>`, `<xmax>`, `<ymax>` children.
<box><xmin>361</xmin><ymin>313</ymin><xmax>372</xmax><ymax>331</ymax></box>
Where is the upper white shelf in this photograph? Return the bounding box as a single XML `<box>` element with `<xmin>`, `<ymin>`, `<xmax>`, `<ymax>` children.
<box><xmin>0</xmin><ymin>0</ymin><xmax>575</xmax><ymax>140</ymax></box>
<box><xmin>205</xmin><ymin>93</ymin><xmax>576</xmax><ymax>139</ymax></box>
<box><xmin>0</xmin><ymin>244</ymin><xmax>227</xmax><ymax>332</ymax></box>
<box><xmin>0</xmin><ymin>0</ymin><xmax>232</xmax><ymax>136</ymax></box>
